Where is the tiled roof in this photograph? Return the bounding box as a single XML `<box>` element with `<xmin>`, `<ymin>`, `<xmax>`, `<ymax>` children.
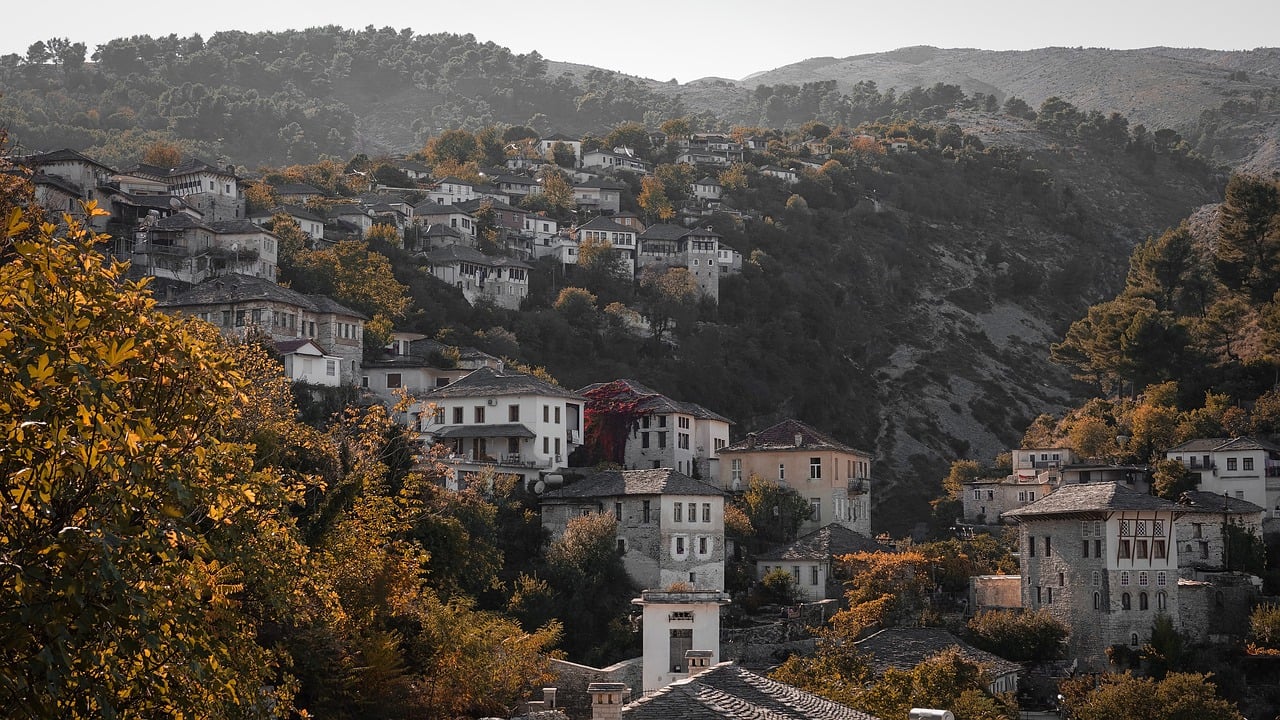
<box><xmin>159</xmin><ymin>273</ymin><xmax>316</xmax><ymax>309</ymax></box>
<box><xmin>1176</xmin><ymin>490</ymin><xmax>1266</xmax><ymax>514</ymax></box>
<box><xmin>433</xmin><ymin>423</ymin><xmax>536</xmax><ymax>439</ymax></box>
<box><xmin>23</xmin><ymin>148</ymin><xmax>115</xmax><ymax>171</ymax></box>
<box><xmin>696</xmin><ymin>176</ymin><xmax>721</xmax><ymax>185</ymax></box>
<box><xmin>543</xmin><ymin>468</ymin><xmax>723</xmax><ymax>499</ymax></box>
<box><xmin>577</xmin><ymin>379</ymin><xmax>731</xmax><ymax>424</ymax></box>
<box><xmin>720</xmin><ymin>419</ymin><xmax>867</xmax><ymax>455</ymax></box>
<box><xmin>426</xmin><ymin>244</ymin><xmax>494</xmax><ymax>265</ymax></box>
<box><xmin>855</xmin><ymin>628</ymin><xmax>1021</xmax><ymax>680</ymax></box>
<box><xmin>756</xmin><ymin>524</ymin><xmax>884</xmax><ymax>561</ymax></box>
<box><xmin>423</xmin><ymin>366</ymin><xmax>580</xmax><ymax>400</ymax></box>
<box><xmin>620</xmin><ymin>662</ymin><xmax>878</xmax><ymax>720</ymax></box>
<box><xmin>275</xmin><ymin>338</ymin><xmax>324</xmax><ymax>355</ymax></box>
<box><xmin>457</xmin><ymin>197</ymin><xmax>523</xmax><ymax>214</ymax></box>
<box><xmin>414</xmin><ymin>200</ymin><xmax>466</xmax><ymax>215</ymax></box>
<box><xmin>542</xmin><ymin>133</ymin><xmax>578</xmax><ymax>142</ymax></box>
<box><xmin>1167</xmin><ymin>436</ymin><xmax>1280</xmax><ymax>453</ymax></box>
<box><xmin>435</xmin><ymin>175</ymin><xmax>475</xmax><ymax>186</ymax></box>
<box><xmin>1002</xmin><ymin>482</ymin><xmax>1180</xmax><ymax>520</ymax></box>
<box><xmin>273</xmin><ymin>182</ymin><xmax>324</xmax><ymax>195</ymax></box>
<box><xmin>576</xmin><ymin>178</ymin><xmax>628</xmax><ymax>190</ymax></box>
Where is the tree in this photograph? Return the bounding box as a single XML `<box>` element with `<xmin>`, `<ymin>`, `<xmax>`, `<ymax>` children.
<box><xmin>536</xmin><ymin>166</ymin><xmax>575</xmax><ymax>217</ymax></box>
<box><xmin>833</xmin><ymin>550</ymin><xmax>935</xmax><ymax>631</ymax></box>
<box><xmin>553</xmin><ymin>286</ymin><xmax>600</xmax><ymax>331</ymax></box>
<box><xmin>549</xmin><ymin>140</ymin><xmax>577</xmax><ymax>168</ymax></box>
<box><xmin>1151</xmin><ymin>459</ymin><xmax>1195</xmax><ymax>500</ymax></box>
<box><xmin>854</xmin><ymin>649</ymin><xmax>1016</xmax><ymax>720</ymax></box>
<box><xmin>1059</xmin><ymin>672</ymin><xmax>1242</xmax><ymax>720</ymax></box>
<box><xmin>942</xmin><ymin>459</ymin><xmax>983</xmax><ymax>498</ymax></box>
<box><xmin>1215</xmin><ymin>174</ymin><xmax>1280</xmax><ymax>299</ymax></box>
<box><xmin>423</xmin><ymin>129</ymin><xmax>478</xmax><ymax>167</ymax></box>
<box><xmin>966</xmin><ymin>609</ymin><xmax>1067</xmax><ymax>663</ymax></box>
<box><xmin>604</xmin><ymin>121</ymin><xmax>649</xmax><ymax>156</ymax></box>
<box><xmin>1247</xmin><ymin>602</ymin><xmax>1280</xmax><ymax>654</ymax></box>
<box><xmin>759</xmin><ymin>568</ymin><xmax>800</xmax><ymax>604</ymax></box>
<box><xmin>541</xmin><ymin>513</ymin><xmax>637</xmax><ymax>665</ymax></box>
<box><xmin>141</xmin><ymin>139</ymin><xmax>184</xmax><ymax>168</ymax></box>
<box><xmin>739</xmin><ymin>475</ymin><xmax>812</xmax><ymax>545</ymax></box>
<box><xmin>0</xmin><ymin>201</ymin><xmax>304</xmax><ymax>717</ymax></box>
<box><xmin>637</xmin><ymin>265</ymin><xmax>698</xmax><ymax>343</ymax></box>
<box><xmin>638</xmin><ymin>175</ymin><xmax>675</xmax><ymax>222</ymax></box>
<box><xmin>289</xmin><ymin>240</ymin><xmax>411</xmax><ymax>348</ymax></box>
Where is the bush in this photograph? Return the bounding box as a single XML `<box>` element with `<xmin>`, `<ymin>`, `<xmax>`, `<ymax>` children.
<box><xmin>760</xmin><ymin>568</ymin><xmax>799</xmax><ymax>605</ymax></box>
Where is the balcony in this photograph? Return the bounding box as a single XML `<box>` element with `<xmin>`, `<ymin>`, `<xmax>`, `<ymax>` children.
<box><xmin>848</xmin><ymin>479</ymin><xmax>868</xmax><ymax>494</ymax></box>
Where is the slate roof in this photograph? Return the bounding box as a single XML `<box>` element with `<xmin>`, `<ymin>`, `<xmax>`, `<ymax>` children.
<box><xmin>1002</xmin><ymin>482</ymin><xmax>1181</xmax><ymax>521</ymax></box>
<box><xmin>275</xmin><ymin>338</ymin><xmax>325</xmax><ymax>355</ymax></box>
<box><xmin>577</xmin><ymin>379</ymin><xmax>731</xmax><ymax>423</ymax></box>
<box><xmin>31</xmin><ymin>172</ymin><xmax>84</xmax><ymax>195</ymax></box>
<box><xmin>124</xmin><ymin>158</ymin><xmax>233</xmax><ymax>179</ymax></box>
<box><xmin>1166</xmin><ymin>436</ymin><xmax>1280</xmax><ymax>453</ymax></box>
<box><xmin>426</xmin><ymin>244</ymin><xmax>493</xmax><ymax>265</ymax></box>
<box><xmin>543</xmin><ymin>468</ymin><xmax>723</xmax><ymax>500</ymax></box>
<box><xmin>414</xmin><ymin>200</ymin><xmax>468</xmax><ymax>215</ymax></box>
<box><xmin>620</xmin><ymin>662</ymin><xmax>877</xmax><ymax>720</ymax></box>
<box><xmin>720</xmin><ymin>419</ymin><xmax>867</xmax><ymax>455</ymax></box>
<box><xmin>423</xmin><ymin>366</ymin><xmax>580</xmax><ymax>400</ymax></box>
<box><xmin>855</xmin><ymin>627</ymin><xmax>1021</xmax><ymax>680</ymax></box>
<box><xmin>22</xmin><ymin>148</ymin><xmax>115</xmax><ymax>171</ymax></box>
<box><xmin>579</xmin><ymin>216</ymin><xmax>635</xmax><ymax>233</ymax></box>
<box><xmin>457</xmin><ymin>197</ymin><xmax>524</xmax><ymax>214</ymax></box>
<box><xmin>248</xmin><ymin>203</ymin><xmax>324</xmax><ymax>223</ymax></box>
<box><xmin>575</xmin><ymin>178</ymin><xmax>628</xmax><ymax>190</ymax></box>
<box><xmin>159</xmin><ymin>273</ymin><xmax>316</xmax><ymax>309</ymax></box>
<box><xmin>696</xmin><ymin>176</ymin><xmax>722</xmax><ymax>186</ymax></box>
<box><xmin>307</xmin><ymin>294</ymin><xmax>368</xmax><ymax>320</ymax></box>
<box><xmin>638</xmin><ymin>224</ymin><xmax>690</xmax><ymax>241</ymax></box>
<box><xmin>756</xmin><ymin>524</ymin><xmax>884</xmax><ymax>561</ymax></box>
<box><xmin>1176</xmin><ymin>490</ymin><xmax>1266</xmax><ymax>515</ymax></box>
<box><xmin>542</xmin><ymin>132</ymin><xmax>578</xmax><ymax>142</ymax></box>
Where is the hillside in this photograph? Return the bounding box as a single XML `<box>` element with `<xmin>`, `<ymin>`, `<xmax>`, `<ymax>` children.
<box><xmin>680</xmin><ymin>46</ymin><xmax>1280</xmax><ymax>171</ymax></box>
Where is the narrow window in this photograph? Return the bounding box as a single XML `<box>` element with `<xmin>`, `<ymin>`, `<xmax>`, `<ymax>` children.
<box><xmin>674</xmin><ymin>503</ymin><xmax>682</xmax><ymax>522</ymax></box>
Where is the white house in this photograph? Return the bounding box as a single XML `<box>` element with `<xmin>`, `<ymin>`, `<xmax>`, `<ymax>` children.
<box><xmin>759</xmin><ymin>165</ymin><xmax>798</xmax><ymax>184</ymax></box>
<box><xmin>582</xmin><ymin>149</ymin><xmax>652</xmax><ymax>175</ymax></box>
<box><xmin>424</xmin><ymin>245</ymin><xmax>530</xmax><ymax>310</ymax></box>
<box><xmin>579</xmin><ymin>379</ymin><xmax>731</xmax><ymax>480</ymax></box>
<box><xmin>276</xmin><ymin>339</ymin><xmax>343</xmax><ymax>387</ymax></box>
<box><xmin>414</xmin><ymin>200</ymin><xmax>477</xmax><ymax>240</ymax></box>
<box><xmin>426</xmin><ymin>176</ymin><xmax>479</xmax><ymax>205</ymax></box>
<box><xmin>248</xmin><ymin>203</ymin><xmax>325</xmax><ymax>244</ymax></box>
<box><xmin>755</xmin><ymin>523</ymin><xmax>884</xmax><ymax>601</ymax></box>
<box><xmin>120</xmin><ymin>158</ymin><xmax>244</xmax><ymax>221</ymax></box>
<box><xmin>1166</xmin><ymin>437</ymin><xmax>1280</xmax><ymax>518</ymax></box>
<box><xmin>573</xmin><ymin>178</ymin><xmax>627</xmax><ymax>214</ymax></box>
<box><xmin>417</xmin><ymin>366</ymin><xmax>585</xmax><ymax>490</ymax></box>
<box><xmin>691</xmin><ymin>176</ymin><xmax>723</xmax><ymax>204</ymax></box>
<box><xmin>537</xmin><ymin>133</ymin><xmax>583</xmax><ymax>166</ymax></box>
<box><xmin>578</xmin><ymin>216</ymin><xmax>638</xmax><ymax>275</ymax></box>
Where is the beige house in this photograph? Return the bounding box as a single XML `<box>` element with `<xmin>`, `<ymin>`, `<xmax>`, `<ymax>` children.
<box><xmin>718</xmin><ymin>419</ymin><xmax>872</xmax><ymax>536</ymax></box>
<box><xmin>755</xmin><ymin>524</ymin><xmax>883</xmax><ymax>601</ymax></box>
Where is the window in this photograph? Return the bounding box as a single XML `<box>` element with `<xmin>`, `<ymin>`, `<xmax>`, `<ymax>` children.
<box><xmin>792</xmin><ymin>566</ymin><xmax>801</xmax><ymax>582</ymax></box>
<box><xmin>1122</xmin><ymin>592</ymin><xmax>1131</xmax><ymax>610</ymax></box>
<box><xmin>1130</xmin><ymin>632</ymin><xmax>1139</xmax><ymax>647</ymax></box>
<box><xmin>678</xmin><ymin>416</ymin><xmax>690</xmax><ymax>429</ymax></box>
<box><xmin>1093</xmin><ymin>592</ymin><xmax>1101</xmax><ymax>610</ymax></box>
<box><xmin>474</xmin><ymin>406</ymin><xmax>485</xmax><ymax>423</ymax></box>
<box><xmin>658</xmin><ymin>432</ymin><xmax>667</xmax><ymax>449</ymax></box>
<box><xmin>1139</xmin><ymin>571</ymin><xmax>1149</xmax><ymax>586</ymax></box>
<box><xmin>508</xmin><ymin>437</ymin><xmax>519</xmax><ymax>455</ymax></box>
<box><xmin>1139</xmin><ymin>592</ymin><xmax>1149</xmax><ymax>610</ymax></box>
<box><xmin>1118</xmin><ymin>539</ymin><xmax>1131</xmax><ymax>559</ymax></box>
<box><xmin>731</xmin><ymin>459</ymin><xmax>742</xmax><ymax>484</ymax></box>
<box><xmin>1095</xmin><ymin>539</ymin><xmax>1102</xmax><ymax>557</ymax></box>
<box><xmin>452</xmin><ymin>407</ymin><xmax>463</xmax><ymax>424</ymax></box>
<box><xmin>1153</xmin><ymin>540</ymin><xmax>1166</xmax><ymax>559</ymax></box>
<box><xmin>974</xmin><ymin>489</ymin><xmax>982</xmax><ymax>500</ymax></box>
<box><xmin>1036</xmin><ymin>586</ymin><xmax>1042</xmax><ymax>605</ymax></box>
<box><xmin>642</xmin><ymin>432</ymin><xmax>650</xmax><ymax>448</ymax></box>
<box><xmin>543</xmin><ymin>405</ymin><xmax>549</xmax><ymax>422</ymax></box>
<box><xmin>1157</xmin><ymin>571</ymin><xmax>1167</xmax><ymax>587</ymax></box>
<box><xmin>658</xmin><ymin>416</ymin><xmax>667</xmax><ymax>427</ymax></box>
<box><xmin>1193</xmin><ymin>523</ymin><xmax>1203</xmax><ymax>538</ymax></box>
<box><xmin>432</xmin><ymin>408</ymin><xmax>444</xmax><ymax>425</ymax></box>
<box><xmin>702</xmin><ymin>503</ymin><xmax>711</xmax><ymax>523</ymax></box>
<box><xmin>614</xmin><ymin>502</ymin><xmax>623</xmax><ymax>520</ymax></box>
<box><xmin>699</xmin><ymin>537</ymin><xmax>708</xmax><ymax>555</ymax></box>
<box><xmin>1059</xmin><ymin>572</ymin><xmax>1065</xmax><ymax>587</ymax></box>
<box><xmin>509</xmin><ymin>405</ymin><xmax>520</xmax><ymax>422</ymax></box>
<box><xmin>1135</xmin><ymin>540</ymin><xmax>1148</xmax><ymax>559</ymax></box>
<box><xmin>386</xmin><ymin>373</ymin><xmax>402</xmax><ymax>389</ymax></box>
<box><xmin>678</xmin><ymin>433</ymin><xmax>689</xmax><ymax>450</ymax></box>
<box><xmin>326</xmin><ymin>360</ymin><xmax>336</xmax><ymax>377</ymax></box>
<box><xmin>1044</xmin><ymin>536</ymin><xmax>1051</xmax><ymax>556</ymax></box>
<box><xmin>543</xmin><ymin>437</ymin><xmax>549</xmax><ymax>454</ymax></box>
<box><xmin>1120</xmin><ymin>571</ymin><xmax>1130</xmax><ymax>586</ymax></box>
<box><xmin>1082</xmin><ymin>541</ymin><xmax>1090</xmax><ymax>558</ymax></box>
<box><xmin>1228</xmin><ymin>457</ymin><xmax>1238</xmax><ymax>471</ymax></box>
<box><xmin>778</xmin><ymin>464</ymin><xmax>785</xmax><ymax>481</ymax></box>
<box><xmin>809</xmin><ymin>498</ymin><xmax>821</xmax><ymax>521</ymax></box>
<box><xmin>617</xmin><ymin>538</ymin><xmax>626</xmax><ymax>552</ymax></box>
<box><xmin>811</xmin><ymin>566</ymin><xmax>819</xmax><ymax>585</ymax></box>
<box><xmin>675</xmin><ymin>536</ymin><xmax>685</xmax><ymax>555</ymax></box>
<box><xmin>1082</xmin><ymin>521</ymin><xmax>1091</xmax><ymax>537</ymax></box>
<box><xmin>669</xmin><ymin>628</ymin><xmax>693</xmax><ymax>673</ymax></box>
<box><xmin>555</xmin><ymin>437</ymin><xmax>561</xmax><ymax>456</ymax></box>
<box><xmin>555</xmin><ymin>406</ymin><xmax>561</xmax><ymax>423</ymax></box>
<box><xmin>641</xmin><ymin>416</ymin><xmax>651</xmax><ymax>429</ymax></box>
<box><xmin>1091</xmin><ymin>571</ymin><xmax>1100</xmax><ymax>587</ymax></box>
<box><xmin>1244</xmin><ymin>457</ymin><xmax>1254</xmax><ymax>471</ymax></box>
<box><xmin>810</xmin><ymin>457</ymin><xmax>822</xmax><ymax>479</ymax></box>
<box><xmin>674</xmin><ymin>503</ymin><xmax>683</xmax><ymax>523</ymax></box>
<box><xmin>1029</xmin><ymin>536</ymin><xmax>1036</xmax><ymax>558</ymax></box>
<box><xmin>1047</xmin><ymin>587</ymin><xmax>1053</xmax><ymax>603</ymax></box>
<box><xmin>643</xmin><ymin>500</ymin><xmax>651</xmax><ymax>524</ymax></box>
<box><xmin>1157</xmin><ymin>591</ymin><xmax>1167</xmax><ymax>610</ymax></box>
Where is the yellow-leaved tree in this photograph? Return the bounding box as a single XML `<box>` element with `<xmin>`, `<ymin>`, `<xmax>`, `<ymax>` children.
<box><xmin>0</xmin><ymin>201</ymin><xmax>310</xmax><ymax>717</ymax></box>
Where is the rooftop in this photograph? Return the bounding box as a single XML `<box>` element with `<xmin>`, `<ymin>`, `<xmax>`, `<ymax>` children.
<box><xmin>1002</xmin><ymin>482</ymin><xmax>1181</xmax><ymax>521</ymax></box>
<box><xmin>578</xmin><ymin>378</ymin><xmax>731</xmax><ymax>424</ymax></box>
<box><xmin>720</xmin><ymin>419</ymin><xmax>868</xmax><ymax>456</ymax></box>
<box><xmin>756</xmin><ymin>524</ymin><xmax>884</xmax><ymax>562</ymax></box>
<box><xmin>854</xmin><ymin>627</ymin><xmax>1021</xmax><ymax>680</ymax></box>
<box><xmin>423</xmin><ymin>366</ymin><xmax>581</xmax><ymax>400</ymax></box>
<box><xmin>543</xmin><ymin>468</ymin><xmax>723</xmax><ymax>500</ymax></box>
<box><xmin>620</xmin><ymin>662</ymin><xmax>878</xmax><ymax>720</ymax></box>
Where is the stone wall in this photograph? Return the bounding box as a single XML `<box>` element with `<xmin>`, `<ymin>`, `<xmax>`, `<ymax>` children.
<box><xmin>1177</xmin><ymin>573</ymin><xmax>1260</xmax><ymax>643</ymax></box>
<box><xmin>548</xmin><ymin>657</ymin><xmax>642</xmax><ymax>720</ymax></box>
<box><xmin>969</xmin><ymin>574</ymin><xmax>1021</xmax><ymax>613</ymax></box>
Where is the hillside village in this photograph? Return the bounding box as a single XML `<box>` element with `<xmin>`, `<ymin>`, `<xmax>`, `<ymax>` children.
<box><xmin>7</xmin><ymin>118</ymin><xmax>1279</xmax><ymax>720</ymax></box>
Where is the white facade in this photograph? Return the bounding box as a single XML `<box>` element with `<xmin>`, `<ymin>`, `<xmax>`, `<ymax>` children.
<box><xmin>1166</xmin><ymin>438</ymin><xmax>1280</xmax><ymax>518</ymax></box>
<box><xmin>633</xmin><ymin>590</ymin><xmax>730</xmax><ymax>692</ymax></box>
<box><xmin>279</xmin><ymin>340</ymin><xmax>343</xmax><ymax>387</ymax></box>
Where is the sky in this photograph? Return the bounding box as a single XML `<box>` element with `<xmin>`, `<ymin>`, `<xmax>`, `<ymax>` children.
<box><xmin>6</xmin><ymin>0</ymin><xmax>1280</xmax><ymax>83</ymax></box>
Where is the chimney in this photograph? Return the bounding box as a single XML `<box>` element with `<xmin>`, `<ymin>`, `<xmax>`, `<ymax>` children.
<box><xmin>588</xmin><ymin>682</ymin><xmax>627</xmax><ymax>720</ymax></box>
<box><xmin>794</xmin><ymin>433</ymin><xmax>804</xmax><ymax>448</ymax></box>
<box><xmin>542</xmin><ymin>687</ymin><xmax>557</xmax><ymax>709</ymax></box>
<box><xmin>746</xmin><ymin>432</ymin><xmax>757</xmax><ymax>449</ymax></box>
<box><xmin>685</xmin><ymin>650</ymin><xmax>713</xmax><ymax>679</ymax></box>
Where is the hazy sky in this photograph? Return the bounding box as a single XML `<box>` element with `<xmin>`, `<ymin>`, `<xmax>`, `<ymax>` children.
<box><xmin>6</xmin><ymin>0</ymin><xmax>1279</xmax><ymax>83</ymax></box>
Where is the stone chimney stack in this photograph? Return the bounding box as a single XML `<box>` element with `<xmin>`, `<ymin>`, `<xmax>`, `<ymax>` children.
<box><xmin>794</xmin><ymin>432</ymin><xmax>803</xmax><ymax>447</ymax></box>
<box><xmin>542</xmin><ymin>687</ymin><xmax>557</xmax><ymax>709</ymax></box>
<box><xmin>746</xmin><ymin>432</ymin><xmax>757</xmax><ymax>448</ymax></box>
<box><xmin>588</xmin><ymin>682</ymin><xmax>627</xmax><ymax>720</ymax></box>
<box><xmin>685</xmin><ymin>649</ymin><xmax>713</xmax><ymax>678</ymax></box>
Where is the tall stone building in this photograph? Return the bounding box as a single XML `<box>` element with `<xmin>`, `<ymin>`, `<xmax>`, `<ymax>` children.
<box><xmin>1002</xmin><ymin>483</ymin><xmax>1180</xmax><ymax>669</ymax></box>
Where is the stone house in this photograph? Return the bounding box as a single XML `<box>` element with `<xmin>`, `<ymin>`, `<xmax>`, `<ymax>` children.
<box><xmin>718</xmin><ymin>419</ymin><xmax>872</xmax><ymax>536</ymax></box>
<box><xmin>755</xmin><ymin>523</ymin><xmax>884</xmax><ymax>601</ymax></box>
<box><xmin>573</xmin><ymin>178</ymin><xmax>627</xmax><ymax>214</ymax></box>
<box><xmin>541</xmin><ymin>468</ymin><xmax>725</xmax><ymax>593</ymax></box>
<box><xmin>1173</xmin><ymin>490</ymin><xmax>1265</xmax><ymax>574</ymax></box>
<box><xmin>133</xmin><ymin>212</ymin><xmax>279</xmax><ymax>285</ymax></box>
<box><xmin>417</xmin><ymin>366</ymin><xmax>584</xmax><ymax>490</ymax></box>
<box><xmin>414</xmin><ymin>200</ymin><xmax>477</xmax><ymax>240</ymax></box>
<box><xmin>962</xmin><ymin>447</ymin><xmax>1151</xmax><ymax>524</ymax></box>
<box><xmin>578</xmin><ymin>216</ymin><xmax>638</xmax><ymax>274</ymax></box>
<box><xmin>19</xmin><ymin>148</ymin><xmax>116</xmax><ymax>228</ymax></box>
<box><xmin>118</xmin><ymin>157</ymin><xmax>244</xmax><ymax>221</ymax></box>
<box><xmin>1002</xmin><ymin>483</ymin><xmax>1181</xmax><ymax>669</ymax></box>
<box><xmin>424</xmin><ymin>244</ymin><xmax>530</xmax><ymax>310</ymax></box>
<box><xmin>157</xmin><ymin>273</ymin><xmax>366</xmax><ymax>384</ymax></box>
